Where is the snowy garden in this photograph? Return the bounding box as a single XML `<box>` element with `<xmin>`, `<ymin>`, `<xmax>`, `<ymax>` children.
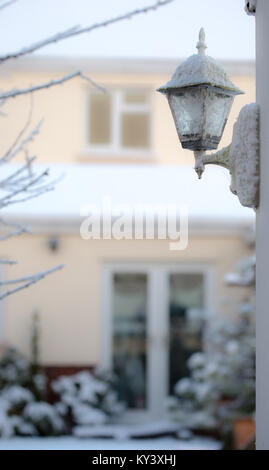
<box><xmin>0</xmin><ymin>346</ymin><xmax>220</xmax><ymax>450</ymax></box>
<box><xmin>0</xmin><ymin>256</ymin><xmax>255</xmax><ymax>450</ymax></box>
<box><xmin>0</xmin><ymin>0</ymin><xmax>257</xmax><ymax>452</ymax></box>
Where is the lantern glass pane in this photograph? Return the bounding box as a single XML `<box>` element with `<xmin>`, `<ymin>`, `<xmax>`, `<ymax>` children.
<box><xmin>167</xmin><ymin>86</ymin><xmax>234</xmax><ymax>150</ymax></box>
<box><xmin>204</xmin><ymin>90</ymin><xmax>234</xmax><ymax>139</ymax></box>
<box><xmin>168</xmin><ymin>88</ymin><xmax>203</xmax><ymax>139</ymax></box>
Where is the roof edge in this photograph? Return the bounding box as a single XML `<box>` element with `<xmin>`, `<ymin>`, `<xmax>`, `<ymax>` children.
<box><xmin>0</xmin><ymin>214</ymin><xmax>254</xmax><ymax>237</ymax></box>
<box><xmin>0</xmin><ymin>55</ymin><xmax>256</xmax><ymax>77</ymax></box>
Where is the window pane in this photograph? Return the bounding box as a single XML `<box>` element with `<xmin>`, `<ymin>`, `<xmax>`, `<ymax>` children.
<box><xmin>89</xmin><ymin>93</ymin><xmax>111</xmax><ymax>145</ymax></box>
<box><xmin>169</xmin><ymin>273</ymin><xmax>204</xmax><ymax>394</ymax></box>
<box><xmin>124</xmin><ymin>92</ymin><xmax>147</xmax><ymax>104</ymax></box>
<box><xmin>112</xmin><ymin>273</ymin><xmax>147</xmax><ymax>409</ymax></box>
<box><xmin>121</xmin><ymin>113</ymin><xmax>150</xmax><ymax>149</ymax></box>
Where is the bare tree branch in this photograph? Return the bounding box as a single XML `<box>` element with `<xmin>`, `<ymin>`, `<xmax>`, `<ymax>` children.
<box><xmin>0</xmin><ymin>228</ymin><xmax>28</xmax><ymax>241</ymax></box>
<box><xmin>0</xmin><ymin>0</ymin><xmax>175</xmax><ymax>300</ymax></box>
<box><xmin>0</xmin><ymin>121</ymin><xmax>43</xmax><ymax>163</ymax></box>
<box><xmin>0</xmin><ymin>0</ymin><xmax>18</xmax><ymax>12</ymax></box>
<box><xmin>0</xmin><ymin>163</ymin><xmax>64</xmax><ymax>211</ymax></box>
<box><xmin>0</xmin><ymin>156</ymin><xmax>36</xmax><ymax>187</ymax></box>
<box><xmin>0</xmin><ymin>264</ymin><xmax>64</xmax><ymax>300</ymax></box>
<box><xmin>0</xmin><ymin>218</ymin><xmax>30</xmax><ymax>241</ymax></box>
<box><xmin>0</xmin><ymin>259</ymin><xmax>17</xmax><ymax>265</ymax></box>
<box><xmin>0</xmin><ymin>264</ymin><xmax>64</xmax><ymax>285</ymax></box>
<box><xmin>0</xmin><ymin>184</ymin><xmax>54</xmax><ymax>206</ymax></box>
<box><xmin>1</xmin><ymin>94</ymin><xmax>34</xmax><ymax>162</ymax></box>
<box><xmin>0</xmin><ymin>0</ymin><xmax>175</xmax><ymax>64</ymax></box>
<box><xmin>0</xmin><ymin>71</ymin><xmax>105</xmax><ymax>101</ymax></box>
<box><xmin>0</xmin><ymin>167</ymin><xmax>48</xmax><ymax>201</ymax></box>
<box><xmin>0</xmin><ymin>26</ymin><xmax>80</xmax><ymax>64</ymax></box>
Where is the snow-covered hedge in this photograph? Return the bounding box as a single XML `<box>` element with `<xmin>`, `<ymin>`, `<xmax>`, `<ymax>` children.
<box><xmin>0</xmin><ymin>347</ymin><xmax>64</xmax><ymax>438</ymax></box>
<box><xmin>0</xmin><ymin>346</ymin><xmax>125</xmax><ymax>438</ymax></box>
<box><xmin>168</xmin><ymin>313</ymin><xmax>255</xmax><ymax>434</ymax></box>
<box><xmin>23</xmin><ymin>402</ymin><xmax>64</xmax><ymax>436</ymax></box>
<box><xmin>52</xmin><ymin>369</ymin><xmax>125</xmax><ymax>435</ymax></box>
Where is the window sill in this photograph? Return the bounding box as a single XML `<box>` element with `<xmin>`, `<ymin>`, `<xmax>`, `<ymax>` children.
<box><xmin>78</xmin><ymin>149</ymin><xmax>158</xmax><ymax>163</ymax></box>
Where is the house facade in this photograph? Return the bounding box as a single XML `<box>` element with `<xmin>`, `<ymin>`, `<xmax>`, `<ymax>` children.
<box><xmin>0</xmin><ymin>56</ymin><xmax>255</xmax><ymax>420</ymax></box>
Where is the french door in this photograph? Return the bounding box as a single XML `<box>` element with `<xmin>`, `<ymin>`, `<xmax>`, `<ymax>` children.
<box><xmin>101</xmin><ymin>263</ymin><xmax>214</xmax><ymax>422</ymax></box>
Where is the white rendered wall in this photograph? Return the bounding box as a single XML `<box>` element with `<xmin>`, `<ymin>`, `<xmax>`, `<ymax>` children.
<box><xmin>256</xmin><ymin>0</ymin><xmax>269</xmax><ymax>450</ymax></box>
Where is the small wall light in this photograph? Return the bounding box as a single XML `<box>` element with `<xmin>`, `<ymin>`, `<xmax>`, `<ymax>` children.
<box><xmin>47</xmin><ymin>236</ymin><xmax>60</xmax><ymax>253</ymax></box>
<box><xmin>157</xmin><ymin>29</ymin><xmax>260</xmax><ymax>209</ymax></box>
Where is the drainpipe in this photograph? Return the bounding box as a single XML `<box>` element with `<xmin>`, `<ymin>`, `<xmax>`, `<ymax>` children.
<box><xmin>251</xmin><ymin>0</ymin><xmax>269</xmax><ymax>450</ymax></box>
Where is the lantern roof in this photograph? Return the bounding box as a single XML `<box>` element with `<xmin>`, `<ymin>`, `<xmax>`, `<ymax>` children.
<box><xmin>158</xmin><ymin>29</ymin><xmax>244</xmax><ymax>95</ymax></box>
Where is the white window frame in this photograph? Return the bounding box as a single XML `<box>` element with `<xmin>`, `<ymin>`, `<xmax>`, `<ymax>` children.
<box><xmin>101</xmin><ymin>261</ymin><xmax>215</xmax><ymax>422</ymax></box>
<box><xmin>83</xmin><ymin>87</ymin><xmax>154</xmax><ymax>159</ymax></box>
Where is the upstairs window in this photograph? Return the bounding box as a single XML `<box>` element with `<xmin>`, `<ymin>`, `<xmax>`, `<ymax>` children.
<box><xmin>86</xmin><ymin>89</ymin><xmax>151</xmax><ymax>154</ymax></box>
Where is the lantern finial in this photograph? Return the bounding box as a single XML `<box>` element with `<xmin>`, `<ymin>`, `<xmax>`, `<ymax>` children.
<box><xmin>196</xmin><ymin>28</ymin><xmax>207</xmax><ymax>56</ymax></box>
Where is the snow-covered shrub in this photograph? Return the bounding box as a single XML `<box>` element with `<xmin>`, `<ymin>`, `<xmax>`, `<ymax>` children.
<box><xmin>0</xmin><ymin>399</ymin><xmax>12</xmax><ymax>438</ymax></box>
<box><xmin>0</xmin><ymin>348</ymin><xmax>32</xmax><ymax>390</ymax></box>
<box><xmin>168</xmin><ymin>254</ymin><xmax>255</xmax><ymax>444</ymax></box>
<box><xmin>1</xmin><ymin>385</ymin><xmax>34</xmax><ymax>415</ymax></box>
<box><xmin>52</xmin><ymin>369</ymin><xmax>125</xmax><ymax>433</ymax></box>
<box><xmin>0</xmin><ymin>346</ymin><xmax>63</xmax><ymax>437</ymax></box>
<box><xmin>168</xmin><ymin>312</ymin><xmax>255</xmax><ymax>434</ymax></box>
<box><xmin>23</xmin><ymin>402</ymin><xmax>64</xmax><ymax>436</ymax></box>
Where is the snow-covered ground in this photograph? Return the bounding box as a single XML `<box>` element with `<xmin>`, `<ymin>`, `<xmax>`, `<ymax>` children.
<box><xmin>0</xmin><ymin>436</ymin><xmax>221</xmax><ymax>450</ymax></box>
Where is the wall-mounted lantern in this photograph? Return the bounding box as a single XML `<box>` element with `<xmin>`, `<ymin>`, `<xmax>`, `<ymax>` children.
<box><xmin>157</xmin><ymin>29</ymin><xmax>260</xmax><ymax>209</ymax></box>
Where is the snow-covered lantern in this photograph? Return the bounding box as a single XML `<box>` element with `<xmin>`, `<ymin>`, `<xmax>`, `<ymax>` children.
<box><xmin>157</xmin><ymin>28</ymin><xmax>260</xmax><ymax>210</ymax></box>
<box><xmin>157</xmin><ymin>29</ymin><xmax>243</xmax><ymax>151</ymax></box>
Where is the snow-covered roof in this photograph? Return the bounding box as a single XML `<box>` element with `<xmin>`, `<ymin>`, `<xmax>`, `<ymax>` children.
<box><xmin>0</xmin><ymin>56</ymin><xmax>255</xmax><ymax>78</ymax></box>
<box><xmin>1</xmin><ymin>164</ymin><xmax>254</xmax><ymax>235</ymax></box>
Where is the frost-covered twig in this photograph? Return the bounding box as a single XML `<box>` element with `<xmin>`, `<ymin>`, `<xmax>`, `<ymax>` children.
<box><xmin>0</xmin><ymin>0</ymin><xmax>175</xmax><ymax>64</ymax></box>
<box><xmin>0</xmin><ymin>0</ymin><xmax>18</xmax><ymax>12</ymax></box>
<box><xmin>0</xmin><ymin>264</ymin><xmax>64</xmax><ymax>300</ymax></box>
<box><xmin>0</xmin><ymin>100</ymin><xmax>7</xmax><ymax>116</ymax></box>
<box><xmin>0</xmin><ymin>0</ymin><xmax>174</xmax><ymax>300</ymax></box>
<box><xmin>0</xmin><ymin>165</ymin><xmax>63</xmax><ymax>210</ymax></box>
<box><xmin>0</xmin><ymin>183</ymin><xmax>54</xmax><ymax>206</ymax></box>
<box><xmin>0</xmin><ymin>227</ymin><xmax>29</xmax><ymax>241</ymax></box>
<box><xmin>0</xmin><ymin>218</ymin><xmax>30</xmax><ymax>241</ymax></box>
<box><xmin>1</xmin><ymin>95</ymin><xmax>34</xmax><ymax>162</ymax></box>
<box><xmin>0</xmin><ymin>71</ymin><xmax>105</xmax><ymax>101</ymax></box>
<box><xmin>0</xmin><ymin>156</ymin><xmax>36</xmax><ymax>188</ymax></box>
<box><xmin>0</xmin><ymin>167</ymin><xmax>50</xmax><ymax>206</ymax></box>
<box><xmin>0</xmin><ymin>264</ymin><xmax>64</xmax><ymax>285</ymax></box>
<box><xmin>0</xmin><ymin>121</ymin><xmax>42</xmax><ymax>164</ymax></box>
<box><xmin>0</xmin><ymin>259</ymin><xmax>17</xmax><ymax>265</ymax></box>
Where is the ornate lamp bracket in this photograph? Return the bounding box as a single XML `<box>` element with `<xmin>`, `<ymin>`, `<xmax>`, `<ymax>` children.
<box><xmin>194</xmin><ymin>103</ymin><xmax>260</xmax><ymax>209</ymax></box>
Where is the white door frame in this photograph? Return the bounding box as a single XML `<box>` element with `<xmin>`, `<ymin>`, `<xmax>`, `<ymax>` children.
<box><xmin>101</xmin><ymin>261</ymin><xmax>215</xmax><ymax>421</ymax></box>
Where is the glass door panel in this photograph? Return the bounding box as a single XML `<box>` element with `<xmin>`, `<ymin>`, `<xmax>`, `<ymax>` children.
<box><xmin>169</xmin><ymin>273</ymin><xmax>204</xmax><ymax>394</ymax></box>
<box><xmin>104</xmin><ymin>264</ymin><xmax>211</xmax><ymax>420</ymax></box>
<box><xmin>112</xmin><ymin>273</ymin><xmax>148</xmax><ymax>410</ymax></box>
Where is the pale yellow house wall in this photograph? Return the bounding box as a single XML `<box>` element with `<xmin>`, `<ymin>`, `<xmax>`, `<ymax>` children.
<box><xmin>2</xmin><ymin>233</ymin><xmax>251</xmax><ymax>365</ymax></box>
<box><xmin>0</xmin><ymin>59</ymin><xmax>255</xmax><ymax>365</ymax></box>
<box><xmin>0</xmin><ymin>63</ymin><xmax>255</xmax><ymax>166</ymax></box>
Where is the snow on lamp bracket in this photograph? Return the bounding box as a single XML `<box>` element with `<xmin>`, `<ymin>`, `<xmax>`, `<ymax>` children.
<box><xmin>157</xmin><ymin>28</ymin><xmax>260</xmax><ymax>209</ymax></box>
<box><xmin>245</xmin><ymin>0</ymin><xmax>257</xmax><ymax>15</ymax></box>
